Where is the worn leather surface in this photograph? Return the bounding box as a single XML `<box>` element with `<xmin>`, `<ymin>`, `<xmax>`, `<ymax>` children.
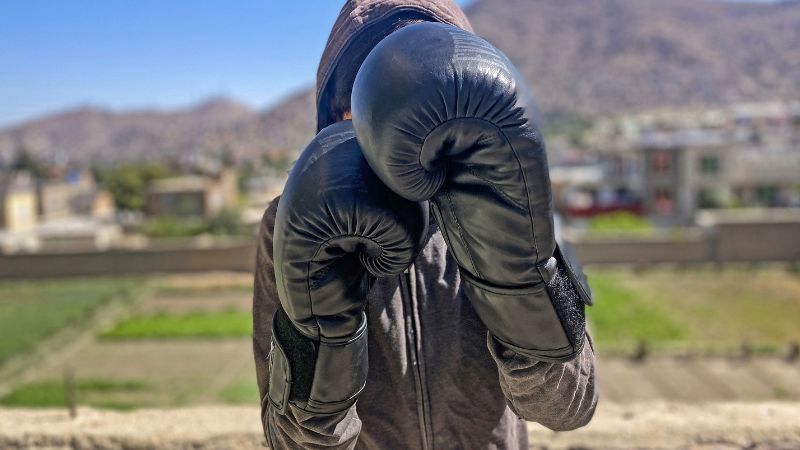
<box><xmin>269</xmin><ymin>120</ymin><xmax>428</xmax><ymax>414</ymax></box>
<box><xmin>352</xmin><ymin>22</ymin><xmax>591</xmax><ymax>360</ymax></box>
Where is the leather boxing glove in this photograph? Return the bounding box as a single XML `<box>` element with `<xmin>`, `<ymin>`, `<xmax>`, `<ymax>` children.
<box><xmin>268</xmin><ymin>121</ymin><xmax>428</xmax><ymax>415</ymax></box>
<box><xmin>351</xmin><ymin>23</ymin><xmax>591</xmax><ymax>361</ymax></box>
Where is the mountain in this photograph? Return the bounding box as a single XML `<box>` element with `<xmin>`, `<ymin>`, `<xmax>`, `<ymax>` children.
<box><xmin>0</xmin><ymin>97</ymin><xmax>254</xmax><ymax>164</ymax></box>
<box><xmin>468</xmin><ymin>0</ymin><xmax>800</xmax><ymax>120</ymax></box>
<box><xmin>1</xmin><ymin>0</ymin><xmax>798</xmax><ymax>164</ymax></box>
<box><xmin>0</xmin><ymin>93</ymin><xmax>315</xmax><ymax>165</ymax></box>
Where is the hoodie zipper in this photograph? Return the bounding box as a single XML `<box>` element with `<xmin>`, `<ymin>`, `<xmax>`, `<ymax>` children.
<box><xmin>399</xmin><ymin>265</ymin><xmax>432</xmax><ymax>450</ymax></box>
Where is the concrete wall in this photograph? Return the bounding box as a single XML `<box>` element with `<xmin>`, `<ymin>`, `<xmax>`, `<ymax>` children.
<box><xmin>0</xmin><ymin>220</ymin><xmax>797</xmax><ymax>278</ymax></box>
<box><xmin>714</xmin><ymin>221</ymin><xmax>800</xmax><ymax>262</ymax></box>
<box><xmin>0</xmin><ymin>242</ymin><xmax>256</xmax><ymax>279</ymax></box>
<box><xmin>572</xmin><ymin>219</ymin><xmax>799</xmax><ymax>265</ymax></box>
<box><xmin>572</xmin><ymin>236</ymin><xmax>712</xmax><ymax>265</ymax></box>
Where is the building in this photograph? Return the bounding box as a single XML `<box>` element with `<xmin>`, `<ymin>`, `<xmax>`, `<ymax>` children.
<box><xmin>1</xmin><ymin>170</ymin><xmax>124</xmax><ymax>253</ymax></box>
<box><xmin>551</xmin><ymin>150</ymin><xmax>642</xmax><ymax>219</ymax></box>
<box><xmin>583</xmin><ymin>101</ymin><xmax>800</xmax><ymax>224</ymax></box>
<box><xmin>35</xmin><ymin>216</ymin><xmax>122</xmax><ymax>252</ymax></box>
<box><xmin>244</xmin><ymin>174</ymin><xmax>286</xmax><ymax>207</ymax></box>
<box><xmin>241</xmin><ymin>173</ymin><xmax>288</xmax><ymax>231</ymax></box>
<box><xmin>0</xmin><ymin>172</ymin><xmax>39</xmax><ymax>253</ymax></box>
<box><xmin>147</xmin><ymin>169</ymin><xmax>238</xmax><ymax>218</ymax></box>
<box><xmin>638</xmin><ymin>129</ymin><xmax>800</xmax><ymax>224</ymax></box>
<box><xmin>0</xmin><ymin>172</ymin><xmax>37</xmax><ymax>232</ymax></box>
<box><xmin>38</xmin><ymin>170</ymin><xmax>115</xmax><ymax>221</ymax></box>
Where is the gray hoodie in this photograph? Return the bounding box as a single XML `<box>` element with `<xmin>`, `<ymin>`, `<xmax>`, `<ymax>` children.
<box><xmin>252</xmin><ymin>2</ymin><xmax>598</xmax><ymax>449</ymax></box>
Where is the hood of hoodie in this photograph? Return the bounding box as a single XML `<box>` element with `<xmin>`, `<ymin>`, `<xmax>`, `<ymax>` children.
<box><xmin>315</xmin><ymin>0</ymin><xmax>473</xmax><ymax>132</ymax></box>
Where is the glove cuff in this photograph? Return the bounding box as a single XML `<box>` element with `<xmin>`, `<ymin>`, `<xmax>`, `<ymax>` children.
<box><xmin>267</xmin><ymin>307</ymin><xmax>368</xmax><ymax>415</ymax></box>
<box><xmin>462</xmin><ymin>245</ymin><xmax>590</xmax><ymax>362</ymax></box>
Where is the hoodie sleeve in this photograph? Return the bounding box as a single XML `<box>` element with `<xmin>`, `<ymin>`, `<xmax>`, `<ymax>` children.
<box><xmin>487</xmin><ymin>332</ymin><xmax>598</xmax><ymax>431</ymax></box>
<box><xmin>485</xmin><ymin>236</ymin><xmax>599</xmax><ymax>431</ymax></box>
<box><xmin>253</xmin><ymin>196</ymin><xmax>362</xmax><ymax>449</ymax></box>
<box><xmin>252</xmin><ymin>196</ymin><xmax>279</xmax><ymax>409</ymax></box>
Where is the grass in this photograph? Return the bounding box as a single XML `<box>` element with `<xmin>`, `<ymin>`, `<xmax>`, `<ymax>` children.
<box><xmin>587</xmin><ymin>212</ymin><xmax>655</xmax><ymax>237</ymax></box>
<box><xmin>586</xmin><ymin>266</ymin><xmax>800</xmax><ymax>354</ymax></box>
<box><xmin>586</xmin><ymin>272</ymin><xmax>687</xmax><ymax>349</ymax></box>
<box><xmin>100</xmin><ymin>308</ymin><xmax>251</xmax><ymax>339</ymax></box>
<box><xmin>152</xmin><ymin>284</ymin><xmax>253</xmax><ymax>296</ymax></box>
<box><xmin>218</xmin><ymin>379</ymin><xmax>260</xmax><ymax>405</ymax></box>
<box><xmin>0</xmin><ymin>378</ymin><xmax>151</xmax><ymax>409</ymax></box>
<box><xmin>0</xmin><ymin>277</ymin><xmax>142</xmax><ymax>366</ymax></box>
<box><xmin>141</xmin><ymin>208</ymin><xmax>247</xmax><ymax>238</ymax></box>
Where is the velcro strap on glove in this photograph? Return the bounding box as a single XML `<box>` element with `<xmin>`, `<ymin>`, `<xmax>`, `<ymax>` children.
<box><xmin>462</xmin><ymin>244</ymin><xmax>590</xmax><ymax>362</ymax></box>
<box><xmin>267</xmin><ymin>307</ymin><xmax>368</xmax><ymax>415</ymax></box>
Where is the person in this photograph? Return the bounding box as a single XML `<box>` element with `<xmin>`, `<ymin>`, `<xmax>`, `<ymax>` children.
<box><xmin>252</xmin><ymin>1</ymin><xmax>598</xmax><ymax>449</ymax></box>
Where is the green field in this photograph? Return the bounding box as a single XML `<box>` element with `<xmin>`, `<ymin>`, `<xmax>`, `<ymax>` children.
<box><xmin>587</xmin><ymin>266</ymin><xmax>800</xmax><ymax>354</ymax></box>
<box><xmin>0</xmin><ymin>277</ymin><xmax>142</xmax><ymax>365</ymax></box>
<box><xmin>1</xmin><ymin>268</ymin><xmax>799</xmax><ymax>409</ymax></box>
<box><xmin>100</xmin><ymin>308</ymin><xmax>251</xmax><ymax>339</ymax></box>
<box><xmin>218</xmin><ymin>378</ymin><xmax>260</xmax><ymax>404</ymax></box>
<box><xmin>0</xmin><ymin>379</ymin><xmax>152</xmax><ymax>410</ymax></box>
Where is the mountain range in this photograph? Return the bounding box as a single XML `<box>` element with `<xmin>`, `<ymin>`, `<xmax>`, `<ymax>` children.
<box><xmin>1</xmin><ymin>0</ymin><xmax>798</xmax><ymax>164</ymax></box>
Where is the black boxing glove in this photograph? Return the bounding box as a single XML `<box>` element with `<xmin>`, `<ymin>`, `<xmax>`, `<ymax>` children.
<box><xmin>267</xmin><ymin>121</ymin><xmax>428</xmax><ymax>415</ymax></box>
<box><xmin>351</xmin><ymin>23</ymin><xmax>591</xmax><ymax>362</ymax></box>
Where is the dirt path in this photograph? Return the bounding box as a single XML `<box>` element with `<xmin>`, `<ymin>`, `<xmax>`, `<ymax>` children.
<box><xmin>1</xmin><ymin>402</ymin><xmax>798</xmax><ymax>450</ymax></box>
<box><xmin>528</xmin><ymin>402</ymin><xmax>800</xmax><ymax>450</ymax></box>
<box><xmin>598</xmin><ymin>357</ymin><xmax>800</xmax><ymax>402</ymax></box>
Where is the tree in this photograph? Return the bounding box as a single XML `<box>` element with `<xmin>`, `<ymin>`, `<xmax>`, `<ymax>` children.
<box><xmin>220</xmin><ymin>145</ymin><xmax>236</xmax><ymax>168</ymax></box>
<box><xmin>97</xmin><ymin>163</ymin><xmax>171</xmax><ymax>211</ymax></box>
<box><xmin>11</xmin><ymin>146</ymin><xmax>49</xmax><ymax>180</ymax></box>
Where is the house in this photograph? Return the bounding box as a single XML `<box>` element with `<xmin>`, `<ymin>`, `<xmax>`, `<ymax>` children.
<box><xmin>0</xmin><ymin>172</ymin><xmax>37</xmax><ymax>232</ymax></box>
<box><xmin>0</xmin><ymin>172</ymin><xmax>39</xmax><ymax>253</ymax></box>
<box><xmin>146</xmin><ymin>169</ymin><xmax>238</xmax><ymax>218</ymax></box>
<box><xmin>637</xmin><ymin>129</ymin><xmax>800</xmax><ymax>224</ymax></box>
<box><xmin>38</xmin><ymin>170</ymin><xmax>114</xmax><ymax>221</ymax></box>
<box><xmin>35</xmin><ymin>216</ymin><xmax>122</xmax><ymax>252</ymax></box>
<box><xmin>551</xmin><ymin>150</ymin><xmax>642</xmax><ymax>219</ymax></box>
<box><xmin>581</xmin><ymin>101</ymin><xmax>800</xmax><ymax>225</ymax></box>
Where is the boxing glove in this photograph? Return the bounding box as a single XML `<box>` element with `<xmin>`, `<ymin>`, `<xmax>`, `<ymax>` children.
<box><xmin>351</xmin><ymin>23</ymin><xmax>591</xmax><ymax>361</ymax></box>
<box><xmin>268</xmin><ymin>121</ymin><xmax>428</xmax><ymax>415</ymax></box>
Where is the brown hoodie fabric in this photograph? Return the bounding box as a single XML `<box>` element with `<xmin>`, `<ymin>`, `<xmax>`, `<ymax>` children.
<box><xmin>315</xmin><ymin>0</ymin><xmax>472</xmax><ymax>132</ymax></box>
<box><xmin>253</xmin><ymin>1</ymin><xmax>598</xmax><ymax>449</ymax></box>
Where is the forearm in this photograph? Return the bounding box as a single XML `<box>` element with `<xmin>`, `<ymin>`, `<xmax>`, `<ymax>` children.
<box><xmin>253</xmin><ymin>198</ymin><xmax>281</xmax><ymax>405</ymax></box>
<box><xmin>254</xmin><ymin>198</ymin><xmax>364</xmax><ymax>448</ymax></box>
<box><xmin>488</xmin><ymin>332</ymin><xmax>598</xmax><ymax>431</ymax></box>
<box><xmin>265</xmin><ymin>403</ymin><xmax>362</xmax><ymax>450</ymax></box>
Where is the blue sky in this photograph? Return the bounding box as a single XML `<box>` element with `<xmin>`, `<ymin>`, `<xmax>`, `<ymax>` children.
<box><xmin>0</xmin><ymin>0</ymin><xmax>472</xmax><ymax>127</ymax></box>
<box><xmin>0</xmin><ymin>0</ymin><xmax>779</xmax><ymax>128</ymax></box>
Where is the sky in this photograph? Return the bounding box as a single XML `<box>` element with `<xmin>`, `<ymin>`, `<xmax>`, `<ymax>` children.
<box><xmin>0</xmin><ymin>0</ymin><xmax>779</xmax><ymax>128</ymax></box>
<box><xmin>0</xmin><ymin>0</ymin><xmax>472</xmax><ymax>128</ymax></box>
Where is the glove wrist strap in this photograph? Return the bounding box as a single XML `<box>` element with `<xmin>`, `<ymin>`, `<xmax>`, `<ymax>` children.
<box><xmin>267</xmin><ymin>308</ymin><xmax>368</xmax><ymax>415</ymax></box>
<box><xmin>462</xmin><ymin>245</ymin><xmax>590</xmax><ymax>361</ymax></box>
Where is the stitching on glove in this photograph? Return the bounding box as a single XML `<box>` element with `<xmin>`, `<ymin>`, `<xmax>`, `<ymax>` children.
<box><xmin>444</xmin><ymin>187</ymin><xmax>483</xmax><ymax>278</ymax></box>
<box><xmin>465</xmin><ymin>164</ymin><xmax>528</xmax><ymax>212</ymax></box>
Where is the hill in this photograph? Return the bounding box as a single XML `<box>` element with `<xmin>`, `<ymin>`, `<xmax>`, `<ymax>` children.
<box><xmin>1</xmin><ymin>0</ymin><xmax>798</xmax><ymax>163</ymax></box>
<box><xmin>469</xmin><ymin>0</ymin><xmax>800</xmax><ymax>120</ymax></box>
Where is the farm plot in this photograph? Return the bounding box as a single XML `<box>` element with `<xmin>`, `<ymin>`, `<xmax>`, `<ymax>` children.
<box><xmin>2</xmin><ymin>267</ymin><xmax>799</xmax><ymax>410</ymax></box>
<box><xmin>1</xmin><ymin>274</ymin><xmax>259</xmax><ymax>409</ymax></box>
<box><xmin>586</xmin><ymin>265</ymin><xmax>800</xmax><ymax>355</ymax></box>
<box><xmin>0</xmin><ymin>277</ymin><xmax>143</xmax><ymax>366</ymax></box>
